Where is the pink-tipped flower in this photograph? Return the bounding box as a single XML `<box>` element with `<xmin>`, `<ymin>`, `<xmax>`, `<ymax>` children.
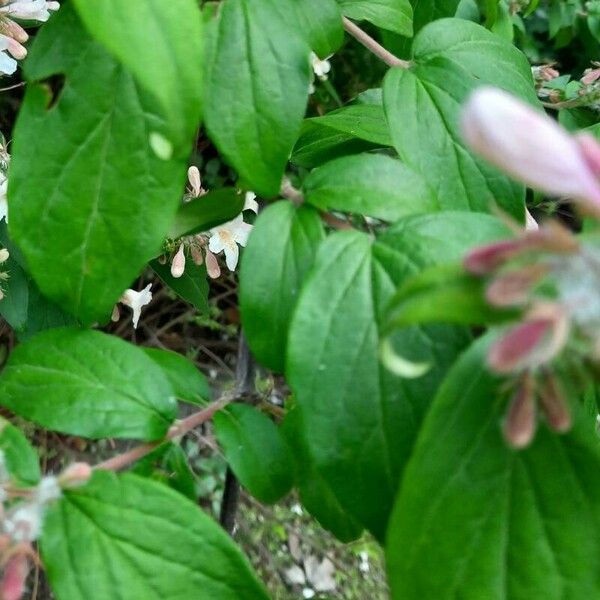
<box><xmin>504</xmin><ymin>374</ymin><xmax>536</xmax><ymax>449</ymax></box>
<box><xmin>170</xmin><ymin>243</ymin><xmax>185</xmax><ymax>278</ymax></box>
<box><xmin>58</xmin><ymin>462</ymin><xmax>92</xmax><ymax>489</ymax></box>
<box><xmin>488</xmin><ymin>303</ymin><xmax>569</xmax><ymax>374</ymax></box>
<box><xmin>462</xmin><ymin>87</ymin><xmax>600</xmax><ymax>216</ymax></box>
<box><xmin>0</xmin><ymin>554</ymin><xmax>28</xmax><ymax>600</ymax></box>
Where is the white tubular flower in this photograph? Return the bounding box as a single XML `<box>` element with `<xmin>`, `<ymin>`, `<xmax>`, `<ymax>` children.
<box><xmin>4</xmin><ymin>503</ymin><xmax>42</xmax><ymax>542</ymax></box>
<box><xmin>0</xmin><ymin>0</ymin><xmax>60</xmax><ymax>22</ymax></box>
<box><xmin>0</xmin><ymin>37</ymin><xmax>16</xmax><ymax>75</ymax></box>
<box><xmin>462</xmin><ymin>87</ymin><xmax>600</xmax><ymax>215</ymax></box>
<box><xmin>310</xmin><ymin>52</ymin><xmax>332</xmax><ymax>80</ymax></box>
<box><xmin>120</xmin><ymin>284</ymin><xmax>152</xmax><ymax>329</ymax></box>
<box><xmin>208</xmin><ymin>214</ymin><xmax>252</xmax><ymax>271</ymax></box>
<box><xmin>243</xmin><ymin>191</ymin><xmax>258</xmax><ymax>213</ymax></box>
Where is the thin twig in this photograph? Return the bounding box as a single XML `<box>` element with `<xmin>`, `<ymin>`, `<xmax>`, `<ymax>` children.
<box><xmin>94</xmin><ymin>397</ymin><xmax>232</xmax><ymax>472</ymax></box>
<box><xmin>0</xmin><ymin>81</ymin><xmax>25</xmax><ymax>93</ymax></box>
<box><xmin>342</xmin><ymin>17</ymin><xmax>411</xmax><ymax>69</ymax></box>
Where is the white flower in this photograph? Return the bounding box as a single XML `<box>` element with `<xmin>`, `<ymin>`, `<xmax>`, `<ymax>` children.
<box><xmin>208</xmin><ymin>214</ymin><xmax>252</xmax><ymax>271</ymax></box>
<box><xmin>243</xmin><ymin>191</ymin><xmax>258</xmax><ymax>213</ymax></box>
<box><xmin>120</xmin><ymin>284</ymin><xmax>152</xmax><ymax>329</ymax></box>
<box><xmin>310</xmin><ymin>52</ymin><xmax>331</xmax><ymax>79</ymax></box>
<box><xmin>34</xmin><ymin>476</ymin><xmax>61</xmax><ymax>504</ymax></box>
<box><xmin>4</xmin><ymin>503</ymin><xmax>43</xmax><ymax>542</ymax></box>
<box><xmin>0</xmin><ymin>0</ymin><xmax>60</xmax><ymax>23</ymax></box>
<box><xmin>0</xmin><ymin>248</ymin><xmax>7</xmax><ymax>264</ymax></box>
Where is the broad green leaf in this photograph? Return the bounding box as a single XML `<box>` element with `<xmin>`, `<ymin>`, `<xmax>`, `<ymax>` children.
<box><xmin>282</xmin><ymin>406</ymin><xmax>363</xmax><ymax>542</ymax></box>
<box><xmin>412</xmin><ymin>19</ymin><xmax>538</xmax><ymax>104</ymax></box>
<box><xmin>338</xmin><ymin>0</ymin><xmax>413</xmax><ymax>36</ymax></box>
<box><xmin>72</xmin><ymin>0</ymin><xmax>203</xmax><ymax>148</ymax></box>
<box><xmin>409</xmin><ymin>0</ymin><xmax>461</xmax><ymax>33</ymax></box>
<box><xmin>387</xmin><ymin>335</ymin><xmax>600</xmax><ymax>599</ymax></box>
<box><xmin>0</xmin><ymin>328</ymin><xmax>176</xmax><ymax>440</ymax></box>
<box><xmin>168</xmin><ymin>189</ymin><xmax>245</xmax><ymax>240</ymax></box>
<box><xmin>214</xmin><ymin>404</ymin><xmax>294</xmax><ymax>504</ymax></box>
<box><xmin>287</xmin><ymin>212</ymin><xmax>508</xmax><ymax>539</ymax></box>
<box><xmin>132</xmin><ymin>442</ymin><xmax>198</xmax><ymax>502</ymax></box>
<box><xmin>204</xmin><ymin>0</ymin><xmax>310</xmax><ymax>196</ymax></box>
<box><xmin>41</xmin><ymin>471</ymin><xmax>269</xmax><ymax>600</ymax></box>
<box><xmin>151</xmin><ymin>259</ymin><xmax>210</xmax><ymax>315</ymax></box>
<box><xmin>0</xmin><ymin>417</ymin><xmax>40</xmax><ymax>486</ymax></box>
<box><xmin>292</xmin><ymin>104</ymin><xmax>391</xmax><ymax>168</ymax></box>
<box><xmin>294</xmin><ymin>0</ymin><xmax>344</xmax><ymax>57</ymax></box>
<box><xmin>10</xmin><ymin>6</ymin><xmax>189</xmax><ymax>324</ymax></box>
<box><xmin>240</xmin><ymin>202</ymin><xmax>324</xmax><ymax>372</ymax></box>
<box><xmin>143</xmin><ymin>348</ymin><xmax>210</xmax><ymax>406</ymax></box>
<box><xmin>384</xmin><ymin>19</ymin><xmax>538</xmax><ymax>222</ymax></box>
<box><xmin>385</xmin><ymin>263</ymin><xmax>517</xmax><ymax>332</ymax></box>
<box><xmin>0</xmin><ymin>224</ymin><xmax>77</xmax><ymax>339</ymax></box>
<box><xmin>303</xmin><ymin>154</ymin><xmax>438</xmax><ymax>221</ymax></box>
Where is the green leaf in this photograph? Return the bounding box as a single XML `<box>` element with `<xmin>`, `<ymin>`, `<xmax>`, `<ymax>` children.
<box><xmin>282</xmin><ymin>406</ymin><xmax>363</xmax><ymax>542</ymax></box>
<box><xmin>303</xmin><ymin>154</ymin><xmax>438</xmax><ymax>221</ymax></box>
<box><xmin>10</xmin><ymin>5</ymin><xmax>189</xmax><ymax>324</ymax></box>
<box><xmin>287</xmin><ymin>212</ymin><xmax>508</xmax><ymax>539</ymax></box>
<box><xmin>168</xmin><ymin>189</ymin><xmax>245</xmax><ymax>239</ymax></box>
<box><xmin>143</xmin><ymin>348</ymin><xmax>210</xmax><ymax>406</ymax></box>
<box><xmin>338</xmin><ymin>0</ymin><xmax>413</xmax><ymax>36</ymax></box>
<box><xmin>41</xmin><ymin>471</ymin><xmax>269</xmax><ymax>600</ymax></box>
<box><xmin>409</xmin><ymin>0</ymin><xmax>462</xmax><ymax>33</ymax></box>
<box><xmin>240</xmin><ymin>202</ymin><xmax>324</xmax><ymax>372</ymax></box>
<box><xmin>151</xmin><ymin>259</ymin><xmax>210</xmax><ymax>315</ymax></box>
<box><xmin>0</xmin><ymin>328</ymin><xmax>176</xmax><ymax>440</ymax></box>
<box><xmin>214</xmin><ymin>403</ymin><xmax>294</xmax><ymax>504</ymax></box>
<box><xmin>72</xmin><ymin>0</ymin><xmax>203</xmax><ymax>148</ymax></box>
<box><xmin>383</xmin><ymin>19</ymin><xmax>538</xmax><ymax>221</ymax></box>
<box><xmin>386</xmin><ymin>335</ymin><xmax>600</xmax><ymax>599</ymax></box>
<box><xmin>0</xmin><ymin>417</ymin><xmax>40</xmax><ymax>486</ymax></box>
<box><xmin>292</xmin><ymin>104</ymin><xmax>392</xmax><ymax>168</ymax></box>
<box><xmin>132</xmin><ymin>442</ymin><xmax>198</xmax><ymax>502</ymax></box>
<box><xmin>294</xmin><ymin>0</ymin><xmax>344</xmax><ymax>57</ymax></box>
<box><xmin>204</xmin><ymin>0</ymin><xmax>310</xmax><ymax>196</ymax></box>
<box><xmin>385</xmin><ymin>262</ymin><xmax>517</xmax><ymax>332</ymax></box>
<box><xmin>0</xmin><ymin>224</ymin><xmax>77</xmax><ymax>339</ymax></box>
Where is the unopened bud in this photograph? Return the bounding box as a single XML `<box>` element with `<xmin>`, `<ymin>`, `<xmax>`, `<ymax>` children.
<box><xmin>462</xmin><ymin>87</ymin><xmax>600</xmax><ymax>215</ymax></box>
<box><xmin>205</xmin><ymin>249</ymin><xmax>221</xmax><ymax>279</ymax></box>
<box><xmin>58</xmin><ymin>462</ymin><xmax>92</xmax><ymax>489</ymax></box>
<box><xmin>190</xmin><ymin>244</ymin><xmax>203</xmax><ymax>266</ymax></box>
<box><xmin>488</xmin><ymin>303</ymin><xmax>569</xmax><ymax>373</ymax></box>
<box><xmin>532</xmin><ymin>64</ymin><xmax>560</xmax><ymax>83</ymax></box>
<box><xmin>110</xmin><ymin>304</ymin><xmax>120</xmax><ymax>322</ymax></box>
<box><xmin>187</xmin><ymin>166</ymin><xmax>202</xmax><ymax>198</ymax></box>
<box><xmin>170</xmin><ymin>244</ymin><xmax>186</xmax><ymax>278</ymax></box>
<box><xmin>1</xmin><ymin>554</ymin><xmax>29</xmax><ymax>600</ymax></box>
<box><xmin>485</xmin><ymin>264</ymin><xmax>547</xmax><ymax>307</ymax></box>
<box><xmin>5</xmin><ymin>38</ymin><xmax>25</xmax><ymax>60</ymax></box>
<box><xmin>0</xmin><ymin>20</ymin><xmax>27</xmax><ymax>44</ymax></box>
<box><xmin>464</xmin><ymin>239</ymin><xmax>527</xmax><ymax>275</ymax></box>
<box><xmin>0</xmin><ymin>248</ymin><xmax>9</xmax><ymax>264</ymax></box>
<box><xmin>582</xmin><ymin>68</ymin><xmax>600</xmax><ymax>85</ymax></box>
<box><xmin>503</xmin><ymin>374</ymin><xmax>536</xmax><ymax>449</ymax></box>
<box><xmin>538</xmin><ymin>372</ymin><xmax>571</xmax><ymax>433</ymax></box>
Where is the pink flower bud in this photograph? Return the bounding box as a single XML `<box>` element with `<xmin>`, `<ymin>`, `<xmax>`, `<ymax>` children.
<box><xmin>205</xmin><ymin>249</ymin><xmax>221</xmax><ymax>279</ymax></box>
<box><xmin>190</xmin><ymin>244</ymin><xmax>203</xmax><ymax>266</ymax></box>
<box><xmin>581</xmin><ymin>68</ymin><xmax>600</xmax><ymax>85</ymax></box>
<box><xmin>539</xmin><ymin>373</ymin><xmax>571</xmax><ymax>433</ymax></box>
<box><xmin>58</xmin><ymin>462</ymin><xmax>92</xmax><ymax>489</ymax></box>
<box><xmin>170</xmin><ymin>244</ymin><xmax>186</xmax><ymax>278</ymax></box>
<box><xmin>1</xmin><ymin>554</ymin><xmax>28</xmax><ymax>600</ymax></box>
<box><xmin>488</xmin><ymin>303</ymin><xmax>569</xmax><ymax>374</ymax></box>
<box><xmin>1</xmin><ymin>20</ymin><xmax>28</xmax><ymax>44</ymax></box>
<box><xmin>5</xmin><ymin>38</ymin><xmax>25</xmax><ymax>60</ymax></box>
<box><xmin>462</xmin><ymin>87</ymin><xmax>600</xmax><ymax>215</ymax></box>
<box><xmin>485</xmin><ymin>264</ymin><xmax>547</xmax><ymax>307</ymax></box>
<box><xmin>576</xmin><ymin>133</ymin><xmax>600</xmax><ymax>178</ymax></box>
<box><xmin>187</xmin><ymin>166</ymin><xmax>202</xmax><ymax>198</ymax></box>
<box><xmin>464</xmin><ymin>239</ymin><xmax>527</xmax><ymax>275</ymax></box>
<box><xmin>503</xmin><ymin>375</ymin><xmax>536</xmax><ymax>449</ymax></box>
<box><xmin>110</xmin><ymin>304</ymin><xmax>120</xmax><ymax>322</ymax></box>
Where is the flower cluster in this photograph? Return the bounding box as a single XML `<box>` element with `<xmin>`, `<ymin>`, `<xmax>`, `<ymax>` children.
<box><xmin>0</xmin><ymin>454</ymin><xmax>90</xmax><ymax>600</ymax></box>
<box><xmin>0</xmin><ymin>0</ymin><xmax>59</xmax><ymax>76</ymax></box>
<box><xmin>166</xmin><ymin>166</ymin><xmax>256</xmax><ymax>280</ymax></box>
<box><xmin>462</xmin><ymin>86</ymin><xmax>600</xmax><ymax>447</ymax></box>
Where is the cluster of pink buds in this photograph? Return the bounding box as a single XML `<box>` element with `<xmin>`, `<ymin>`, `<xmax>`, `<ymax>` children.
<box><xmin>0</xmin><ymin>1</ymin><xmax>59</xmax><ymax>76</ymax></box>
<box><xmin>461</xmin><ymin>86</ymin><xmax>600</xmax><ymax>447</ymax></box>
<box><xmin>0</xmin><ymin>456</ymin><xmax>90</xmax><ymax>600</ymax></box>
